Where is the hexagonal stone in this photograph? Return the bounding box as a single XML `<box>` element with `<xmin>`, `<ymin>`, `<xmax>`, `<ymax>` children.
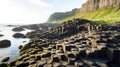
<box><xmin>29</xmin><ymin>58</ymin><xmax>36</xmax><ymax>65</ymax></box>
<box><xmin>74</xmin><ymin>60</ymin><xmax>84</xmax><ymax>67</ymax></box>
<box><xmin>37</xmin><ymin>60</ymin><xmax>46</xmax><ymax>67</ymax></box>
<box><xmin>52</xmin><ymin>55</ymin><xmax>60</xmax><ymax>62</ymax></box>
<box><xmin>68</xmin><ymin>57</ymin><xmax>76</xmax><ymax>65</ymax></box>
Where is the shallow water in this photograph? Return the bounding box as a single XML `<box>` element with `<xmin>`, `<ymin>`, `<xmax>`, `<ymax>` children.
<box><xmin>0</xmin><ymin>25</ymin><xmax>33</xmax><ymax>62</ymax></box>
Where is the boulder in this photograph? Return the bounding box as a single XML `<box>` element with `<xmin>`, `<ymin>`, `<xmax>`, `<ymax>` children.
<box><xmin>12</xmin><ymin>27</ymin><xmax>24</xmax><ymax>32</ymax></box>
<box><xmin>13</xmin><ymin>33</ymin><xmax>26</xmax><ymax>38</ymax></box>
<box><xmin>0</xmin><ymin>40</ymin><xmax>11</xmax><ymax>48</ymax></box>
<box><xmin>0</xmin><ymin>34</ymin><xmax>4</xmax><ymax>37</ymax></box>
<box><xmin>1</xmin><ymin>57</ymin><xmax>10</xmax><ymax>62</ymax></box>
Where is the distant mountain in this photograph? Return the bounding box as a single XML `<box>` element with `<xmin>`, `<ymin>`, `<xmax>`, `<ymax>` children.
<box><xmin>47</xmin><ymin>9</ymin><xmax>78</xmax><ymax>23</ymax></box>
<box><xmin>47</xmin><ymin>0</ymin><xmax>120</xmax><ymax>24</ymax></box>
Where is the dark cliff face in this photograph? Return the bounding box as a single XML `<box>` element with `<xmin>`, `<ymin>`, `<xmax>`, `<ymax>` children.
<box><xmin>47</xmin><ymin>0</ymin><xmax>120</xmax><ymax>23</ymax></box>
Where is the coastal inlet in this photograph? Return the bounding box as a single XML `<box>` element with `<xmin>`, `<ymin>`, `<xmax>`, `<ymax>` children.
<box><xmin>0</xmin><ymin>25</ymin><xmax>33</xmax><ymax>62</ymax></box>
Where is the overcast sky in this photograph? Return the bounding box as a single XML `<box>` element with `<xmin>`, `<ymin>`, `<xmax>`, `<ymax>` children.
<box><xmin>0</xmin><ymin>0</ymin><xmax>87</xmax><ymax>25</ymax></box>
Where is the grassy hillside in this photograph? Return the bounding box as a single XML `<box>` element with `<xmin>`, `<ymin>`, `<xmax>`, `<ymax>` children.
<box><xmin>51</xmin><ymin>8</ymin><xmax>120</xmax><ymax>24</ymax></box>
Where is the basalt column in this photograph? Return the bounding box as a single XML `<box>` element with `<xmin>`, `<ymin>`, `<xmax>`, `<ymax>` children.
<box><xmin>86</xmin><ymin>23</ymin><xmax>93</xmax><ymax>35</ymax></box>
<box><xmin>62</xmin><ymin>25</ymin><xmax>65</xmax><ymax>34</ymax></box>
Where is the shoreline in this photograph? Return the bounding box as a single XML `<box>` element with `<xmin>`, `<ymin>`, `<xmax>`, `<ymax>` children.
<box><xmin>2</xmin><ymin>19</ymin><xmax>119</xmax><ymax>67</ymax></box>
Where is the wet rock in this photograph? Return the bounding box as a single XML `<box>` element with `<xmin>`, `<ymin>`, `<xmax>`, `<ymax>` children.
<box><xmin>0</xmin><ymin>34</ymin><xmax>4</xmax><ymax>37</ymax></box>
<box><xmin>12</xmin><ymin>27</ymin><xmax>24</xmax><ymax>32</ymax></box>
<box><xmin>13</xmin><ymin>33</ymin><xmax>26</xmax><ymax>38</ymax></box>
<box><xmin>1</xmin><ymin>57</ymin><xmax>10</xmax><ymax>62</ymax></box>
<box><xmin>0</xmin><ymin>40</ymin><xmax>11</xmax><ymax>48</ymax></box>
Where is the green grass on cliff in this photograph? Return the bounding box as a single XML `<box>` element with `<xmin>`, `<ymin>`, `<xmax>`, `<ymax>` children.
<box><xmin>57</xmin><ymin>8</ymin><xmax>120</xmax><ymax>24</ymax></box>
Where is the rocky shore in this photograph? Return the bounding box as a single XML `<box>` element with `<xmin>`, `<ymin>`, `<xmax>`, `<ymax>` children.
<box><xmin>1</xmin><ymin>19</ymin><xmax>120</xmax><ymax>67</ymax></box>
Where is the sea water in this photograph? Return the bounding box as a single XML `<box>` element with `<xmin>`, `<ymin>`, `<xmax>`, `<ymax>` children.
<box><xmin>0</xmin><ymin>25</ymin><xmax>32</xmax><ymax>62</ymax></box>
